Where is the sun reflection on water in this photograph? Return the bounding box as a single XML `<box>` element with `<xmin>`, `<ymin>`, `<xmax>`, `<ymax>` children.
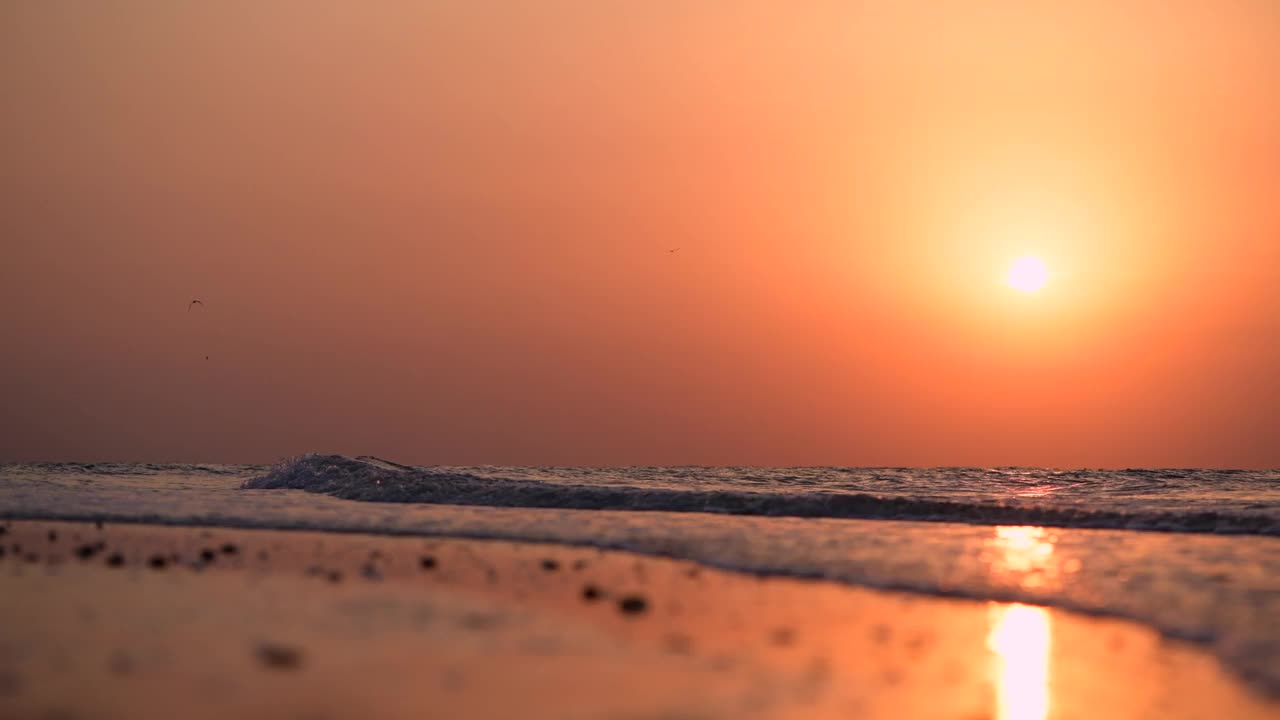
<box><xmin>988</xmin><ymin>603</ymin><xmax>1052</xmax><ymax>720</ymax></box>
<box><xmin>984</xmin><ymin>525</ymin><xmax>1065</xmax><ymax>589</ymax></box>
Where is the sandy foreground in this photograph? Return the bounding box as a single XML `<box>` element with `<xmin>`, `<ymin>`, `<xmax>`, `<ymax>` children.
<box><xmin>0</xmin><ymin>520</ymin><xmax>1274</xmax><ymax>720</ymax></box>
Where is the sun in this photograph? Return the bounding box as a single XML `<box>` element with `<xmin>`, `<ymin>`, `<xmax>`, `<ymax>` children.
<box><xmin>1006</xmin><ymin>256</ymin><xmax>1049</xmax><ymax>292</ymax></box>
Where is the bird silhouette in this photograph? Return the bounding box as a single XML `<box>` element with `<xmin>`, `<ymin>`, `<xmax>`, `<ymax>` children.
<box><xmin>188</xmin><ymin>299</ymin><xmax>204</xmax><ymax>312</ymax></box>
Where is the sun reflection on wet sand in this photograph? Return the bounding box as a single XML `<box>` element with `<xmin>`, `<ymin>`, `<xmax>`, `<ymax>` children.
<box><xmin>984</xmin><ymin>526</ymin><xmax>1055</xmax><ymax>720</ymax></box>
<box><xmin>988</xmin><ymin>603</ymin><xmax>1052</xmax><ymax>720</ymax></box>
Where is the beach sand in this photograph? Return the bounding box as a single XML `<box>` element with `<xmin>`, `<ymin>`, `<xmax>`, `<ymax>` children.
<box><xmin>0</xmin><ymin>519</ymin><xmax>1274</xmax><ymax>719</ymax></box>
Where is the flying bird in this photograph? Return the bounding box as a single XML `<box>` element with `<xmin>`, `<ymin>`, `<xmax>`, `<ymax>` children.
<box><xmin>668</xmin><ymin>248</ymin><xmax>680</xmax><ymax>254</ymax></box>
<box><xmin>188</xmin><ymin>299</ymin><xmax>204</xmax><ymax>311</ymax></box>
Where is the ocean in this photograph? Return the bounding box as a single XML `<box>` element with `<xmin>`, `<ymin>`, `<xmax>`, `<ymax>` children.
<box><xmin>2</xmin><ymin>456</ymin><xmax>1277</xmax><ymax>697</ymax></box>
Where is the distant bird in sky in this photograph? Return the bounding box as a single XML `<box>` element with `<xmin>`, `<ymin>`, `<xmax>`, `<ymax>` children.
<box><xmin>188</xmin><ymin>299</ymin><xmax>204</xmax><ymax>311</ymax></box>
<box><xmin>668</xmin><ymin>248</ymin><xmax>680</xmax><ymax>254</ymax></box>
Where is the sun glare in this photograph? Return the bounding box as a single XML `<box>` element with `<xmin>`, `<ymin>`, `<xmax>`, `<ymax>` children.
<box><xmin>1006</xmin><ymin>256</ymin><xmax>1049</xmax><ymax>293</ymax></box>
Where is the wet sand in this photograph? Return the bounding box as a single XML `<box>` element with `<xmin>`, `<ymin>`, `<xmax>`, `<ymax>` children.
<box><xmin>0</xmin><ymin>519</ymin><xmax>1274</xmax><ymax>719</ymax></box>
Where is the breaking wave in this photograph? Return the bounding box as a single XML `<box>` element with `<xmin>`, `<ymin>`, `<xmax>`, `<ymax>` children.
<box><xmin>243</xmin><ymin>454</ymin><xmax>1279</xmax><ymax>535</ymax></box>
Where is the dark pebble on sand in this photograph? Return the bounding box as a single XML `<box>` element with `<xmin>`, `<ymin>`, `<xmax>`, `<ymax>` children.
<box><xmin>108</xmin><ymin>652</ymin><xmax>134</xmax><ymax>676</ymax></box>
<box><xmin>106</xmin><ymin>553</ymin><xmax>125</xmax><ymax>567</ymax></box>
<box><xmin>48</xmin><ymin>531</ymin><xmax>58</xmax><ymax>542</ymax></box>
<box><xmin>74</xmin><ymin>544</ymin><xmax>98</xmax><ymax>560</ymax></box>
<box><xmin>420</xmin><ymin>556</ymin><xmax>437</xmax><ymax>570</ymax></box>
<box><xmin>220</xmin><ymin>543</ymin><xmax>239</xmax><ymax>555</ymax></box>
<box><xmin>0</xmin><ymin>670</ymin><xmax>19</xmax><ymax>697</ymax></box>
<box><xmin>770</xmin><ymin>628</ymin><xmax>796</xmax><ymax>647</ymax></box>
<box><xmin>459</xmin><ymin>612</ymin><xmax>502</xmax><ymax>630</ymax></box>
<box><xmin>581</xmin><ymin>585</ymin><xmax>602</xmax><ymax>602</ymax></box>
<box><xmin>255</xmin><ymin>642</ymin><xmax>304</xmax><ymax>670</ymax></box>
<box><xmin>200</xmin><ymin>549</ymin><xmax>216</xmax><ymax>563</ymax></box>
<box><xmin>541</xmin><ymin>559</ymin><xmax>560</xmax><ymax>572</ymax></box>
<box><xmin>148</xmin><ymin>555</ymin><xmax>168</xmax><ymax>570</ymax></box>
<box><xmin>618</xmin><ymin>595</ymin><xmax>648</xmax><ymax>615</ymax></box>
<box><xmin>663</xmin><ymin>634</ymin><xmax>694</xmax><ymax>655</ymax></box>
<box><xmin>361</xmin><ymin>563</ymin><xmax>382</xmax><ymax>581</ymax></box>
<box><xmin>327</xmin><ymin>570</ymin><xmax>343</xmax><ymax>583</ymax></box>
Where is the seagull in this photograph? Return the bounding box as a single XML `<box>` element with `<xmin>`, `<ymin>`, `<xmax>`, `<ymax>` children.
<box><xmin>188</xmin><ymin>299</ymin><xmax>204</xmax><ymax>312</ymax></box>
<box><xmin>668</xmin><ymin>248</ymin><xmax>680</xmax><ymax>254</ymax></box>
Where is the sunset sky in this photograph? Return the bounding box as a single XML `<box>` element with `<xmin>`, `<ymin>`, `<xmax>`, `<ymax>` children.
<box><xmin>2</xmin><ymin>1</ymin><xmax>1277</xmax><ymax>467</ymax></box>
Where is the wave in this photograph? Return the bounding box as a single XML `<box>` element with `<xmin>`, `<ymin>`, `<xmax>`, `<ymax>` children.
<box><xmin>242</xmin><ymin>455</ymin><xmax>1279</xmax><ymax>535</ymax></box>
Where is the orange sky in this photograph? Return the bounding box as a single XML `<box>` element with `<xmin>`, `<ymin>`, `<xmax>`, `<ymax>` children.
<box><xmin>2</xmin><ymin>1</ymin><xmax>1277</xmax><ymax>466</ymax></box>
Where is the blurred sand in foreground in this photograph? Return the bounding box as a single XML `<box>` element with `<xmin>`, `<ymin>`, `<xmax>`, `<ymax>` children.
<box><xmin>0</xmin><ymin>520</ymin><xmax>1274</xmax><ymax>719</ymax></box>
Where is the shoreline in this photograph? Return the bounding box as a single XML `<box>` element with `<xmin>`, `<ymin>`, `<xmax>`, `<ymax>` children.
<box><xmin>2</xmin><ymin>519</ymin><xmax>1276</xmax><ymax>719</ymax></box>
<box><xmin>4</xmin><ymin>484</ymin><xmax>1279</xmax><ymax>700</ymax></box>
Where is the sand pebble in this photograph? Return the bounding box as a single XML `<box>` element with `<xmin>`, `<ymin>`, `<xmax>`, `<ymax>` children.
<box><xmin>663</xmin><ymin>634</ymin><xmax>694</xmax><ymax>655</ymax></box>
<box><xmin>108</xmin><ymin>652</ymin><xmax>135</xmax><ymax>675</ymax></box>
<box><xmin>458</xmin><ymin>612</ymin><xmax>502</xmax><ymax>630</ymax></box>
<box><xmin>541</xmin><ymin>559</ymin><xmax>560</xmax><ymax>572</ymax></box>
<box><xmin>420</xmin><ymin>556</ymin><xmax>437</xmax><ymax>570</ymax></box>
<box><xmin>0</xmin><ymin>670</ymin><xmax>20</xmax><ymax>697</ymax></box>
<box><xmin>581</xmin><ymin>585</ymin><xmax>602</xmax><ymax>602</ymax></box>
<box><xmin>255</xmin><ymin>642</ymin><xmax>304</xmax><ymax>670</ymax></box>
<box><xmin>618</xmin><ymin>595</ymin><xmax>648</xmax><ymax>615</ymax></box>
<box><xmin>106</xmin><ymin>553</ymin><xmax>125</xmax><ymax>567</ymax></box>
